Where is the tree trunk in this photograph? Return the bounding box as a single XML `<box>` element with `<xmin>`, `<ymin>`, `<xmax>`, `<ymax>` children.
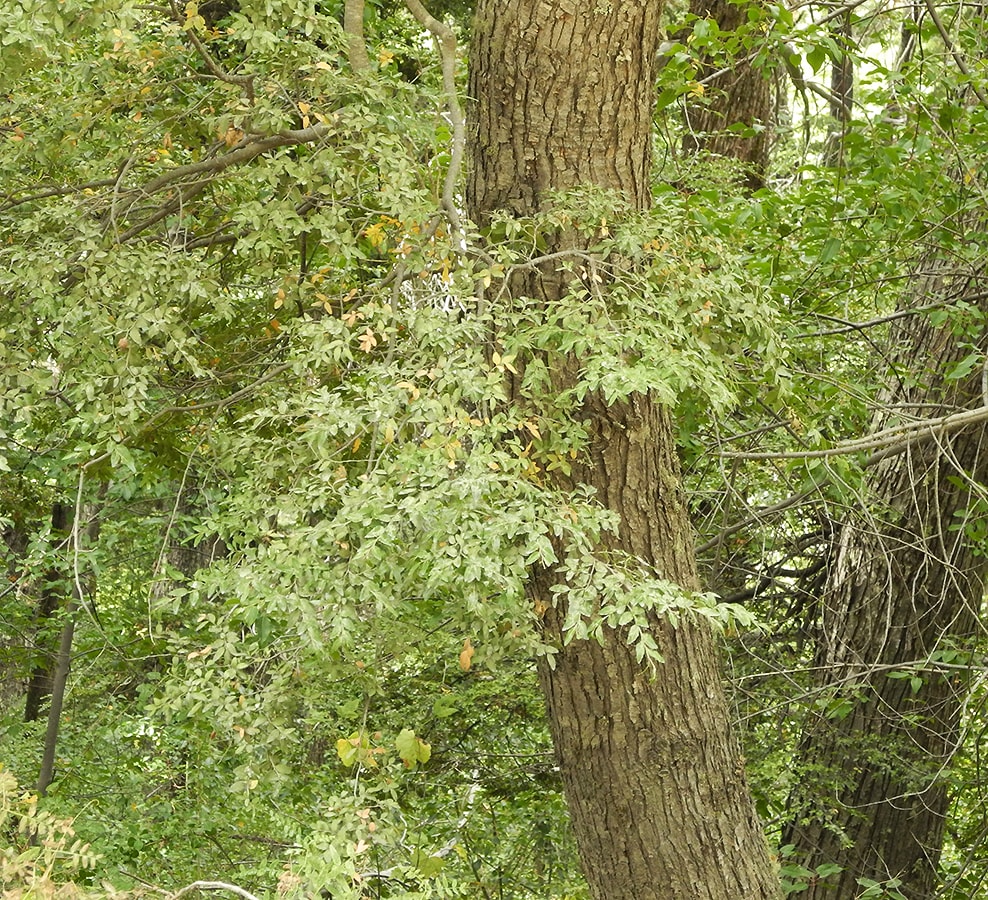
<box><xmin>23</xmin><ymin>502</ymin><xmax>71</xmax><ymax>723</ymax></box>
<box><xmin>468</xmin><ymin>3</ymin><xmax>780</xmax><ymax>897</ymax></box>
<box><xmin>822</xmin><ymin>12</ymin><xmax>853</xmax><ymax>168</ymax></box>
<box><xmin>36</xmin><ymin>603</ymin><xmax>75</xmax><ymax>796</ymax></box>
<box><xmin>681</xmin><ymin>0</ymin><xmax>774</xmax><ymax>190</ymax></box>
<box><xmin>783</xmin><ymin>256</ymin><xmax>988</xmax><ymax>899</ymax></box>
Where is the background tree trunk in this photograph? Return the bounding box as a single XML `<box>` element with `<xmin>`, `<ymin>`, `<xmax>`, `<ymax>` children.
<box><xmin>822</xmin><ymin>12</ymin><xmax>854</xmax><ymax>167</ymax></box>
<box><xmin>23</xmin><ymin>502</ymin><xmax>72</xmax><ymax>723</ymax></box>
<box><xmin>468</xmin><ymin>3</ymin><xmax>780</xmax><ymax>897</ymax></box>
<box><xmin>681</xmin><ymin>0</ymin><xmax>774</xmax><ymax>190</ymax></box>
<box><xmin>783</xmin><ymin>254</ymin><xmax>988</xmax><ymax>899</ymax></box>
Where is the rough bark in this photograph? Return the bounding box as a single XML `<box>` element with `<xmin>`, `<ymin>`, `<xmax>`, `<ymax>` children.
<box><xmin>783</xmin><ymin>256</ymin><xmax>988</xmax><ymax>899</ymax></box>
<box><xmin>468</xmin><ymin>3</ymin><xmax>780</xmax><ymax>897</ymax></box>
<box><xmin>681</xmin><ymin>0</ymin><xmax>774</xmax><ymax>191</ymax></box>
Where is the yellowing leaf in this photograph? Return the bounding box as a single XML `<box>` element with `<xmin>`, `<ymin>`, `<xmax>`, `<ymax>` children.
<box><xmin>396</xmin><ymin>728</ymin><xmax>432</xmax><ymax>768</ymax></box>
<box><xmin>459</xmin><ymin>637</ymin><xmax>475</xmax><ymax>672</ymax></box>
<box><xmin>358</xmin><ymin>328</ymin><xmax>377</xmax><ymax>352</ymax></box>
<box><xmin>364</xmin><ymin>222</ymin><xmax>387</xmax><ymax>249</ymax></box>
<box><xmin>523</xmin><ymin>419</ymin><xmax>542</xmax><ymax>440</ymax></box>
<box><xmin>336</xmin><ymin>737</ymin><xmax>359</xmax><ymax>767</ymax></box>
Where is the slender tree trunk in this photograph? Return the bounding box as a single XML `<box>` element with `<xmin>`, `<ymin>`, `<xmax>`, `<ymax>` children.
<box><xmin>37</xmin><ymin>603</ymin><xmax>76</xmax><ymax>796</ymax></box>
<box><xmin>468</xmin><ymin>3</ymin><xmax>780</xmax><ymax>897</ymax></box>
<box><xmin>822</xmin><ymin>12</ymin><xmax>854</xmax><ymax>167</ymax></box>
<box><xmin>681</xmin><ymin>0</ymin><xmax>774</xmax><ymax>190</ymax></box>
<box><xmin>23</xmin><ymin>502</ymin><xmax>71</xmax><ymax>723</ymax></box>
<box><xmin>783</xmin><ymin>254</ymin><xmax>988</xmax><ymax>899</ymax></box>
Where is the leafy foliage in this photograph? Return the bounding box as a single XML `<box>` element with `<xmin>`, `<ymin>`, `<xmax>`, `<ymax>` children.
<box><xmin>5</xmin><ymin>0</ymin><xmax>988</xmax><ymax>895</ymax></box>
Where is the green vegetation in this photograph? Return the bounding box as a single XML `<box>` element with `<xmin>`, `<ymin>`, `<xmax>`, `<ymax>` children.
<box><xmin>3</xmin><ymin>0</ymin><xmax>988</xmax><ymax>898</ymax></box>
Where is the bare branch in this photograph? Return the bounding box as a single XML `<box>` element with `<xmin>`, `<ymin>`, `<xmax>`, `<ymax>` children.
<box><xmin>718</xmin><ymin>403</ymin><xmax>988</xmax><ymax>462</ymax></box>
<box><xmin>171</xmin><ymin>882</ymin><xmax>261</xmax><ymax>900</ymax></box>
<box><xmin>404</xmin><ymin>0</ymin><xmax>465</xmax><ymax>242</ymax></box>
<box><xmin>795</xmin><ymin>304</ymin><xmax>941</xmax><ymax>338</ymax></box>
<box><xmin>698</xmin><ymin>402</ymin><xmax>988</xmax><ymax>554</ymax></box>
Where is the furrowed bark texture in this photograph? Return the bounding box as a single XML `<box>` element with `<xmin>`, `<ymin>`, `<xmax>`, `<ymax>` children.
<box><xmin>681</xmin><ymin>0</ymin><xmax>774</xmax><ymax>190</ymax></box>
<box><xmin>784</xmin><ymin>257</ymin><xmax>988</xmax><ymax>899</ymax></box>
<box><xmin>469</xmin><ymin>3</ymin><xmax>780</xmax><ymax>898</ymax></box>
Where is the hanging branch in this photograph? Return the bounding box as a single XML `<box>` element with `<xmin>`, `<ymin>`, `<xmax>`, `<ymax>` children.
<box><xmin>404</xmin><ymin>0</ymin><xmax>465</xmax><ymax>243</ymax></box>
<box><xmin>344</xmin><ymin>0</ymin><xmax>371</xmax><ymax>72</ymax></box>
<box><xmin>923</xmin><ymin>0</ymin><xmax>988</xmax><ymax>111</ymax></box>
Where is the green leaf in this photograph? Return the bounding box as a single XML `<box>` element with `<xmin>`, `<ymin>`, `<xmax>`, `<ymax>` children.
<box><xmin>819</xmin><ymin>236</ymin><xmax>842</xmax><ymax>265</ymax></box>
<box><xmin>945</xmin><ymin>351</ymin><xmax>980</xmax><ymax>381</ymax></box>
<box><xmin>806</xmin><ymin>44</ymin><xmax>827</xmax><ymax>73</ymax></box>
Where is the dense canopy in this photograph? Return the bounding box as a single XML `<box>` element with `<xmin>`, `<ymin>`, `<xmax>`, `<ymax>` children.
<box><xmin>3</xmin><ymin>1</ymin><xmax>988</xmax><ymax>898</ymax></box>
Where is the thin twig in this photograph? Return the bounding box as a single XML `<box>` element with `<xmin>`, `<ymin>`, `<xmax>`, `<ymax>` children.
<box><xmin>81</xmin><ymin>363</ymin><xmax>291</xmax><ymax>473</ymax></box>
<box><xmin>169</xmin><ymin>0</ymin><xmax>255</xmax><ymax>101</ymax></box>
<box><xmin>1</xmin><ymin>177</ymin><xmax>118</xmax><ymax>211</ymax></box>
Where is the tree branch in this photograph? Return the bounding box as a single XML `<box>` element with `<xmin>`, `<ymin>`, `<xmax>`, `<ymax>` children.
<box><xmin>404</xmin><ymin>0</ymin><xmax>465</xmax><ymax>242</ymax></box>
<box><xmin>923</xmin><ymin>0</ymin><xmax>988</xmax><ymax>111</ymax></box>
<box><xmin>134</xmin><ymin>125</ymin><xmax>331</xmax><ymax>199</ymax></box>
<box><xmin>1</xmin><ymin>177</ymin><xmax>119</xmax><ymax>211</ymax></box>
<box><xmin>171</xmin><ymin>882</ymin><xmax>261</xmax><ymax>900</ymax></box>
<box><xmin>718</xmin><ymin>403</ymin><xmax>988</xmax><ymax>462</ymax></box>
<box><xmin>698</xmin><ymin>403</ymin><xmax>988</xmax><ymax>554</ymax></box>
<box><xmin>169</xmin><ymin>0</ymin><xmax>255</xmax><ymax>102</ymax></box>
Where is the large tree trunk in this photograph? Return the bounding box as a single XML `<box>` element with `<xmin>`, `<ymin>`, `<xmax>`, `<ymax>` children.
<box><xmin>468</xmin><ymin>3</ymin><xmax>780</xmax><ymax>898</ymax></box>
<box><xmin>783</xmin><ymin>255</ymin><xmax>988</xmax><ymax>899</ymax></box>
